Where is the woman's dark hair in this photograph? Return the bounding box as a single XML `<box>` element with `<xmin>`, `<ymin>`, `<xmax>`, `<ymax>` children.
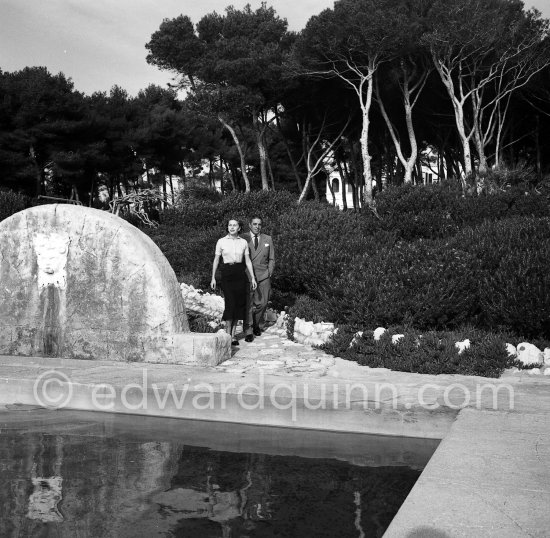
<box><xmin>225</xmin><ymin>218</ymin><xmax>243</xmax><ymax>233</ymax></box>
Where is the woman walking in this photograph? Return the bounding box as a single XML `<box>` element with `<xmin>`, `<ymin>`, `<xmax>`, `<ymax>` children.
<box><xmin>211</xmin><ymin>219</ymin><xmax>257</xmax><ymax>345</ymax></box>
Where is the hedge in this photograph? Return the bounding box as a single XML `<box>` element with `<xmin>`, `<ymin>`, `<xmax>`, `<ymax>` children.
<box><xmin>322</xmin><ymin>325</ymin><xmax>520</xmax><ymax>378</ymax></box>
<box><xmin>0</xmin><ymin>189</ymin><xmax>30</xmax><ymax>222</ymax></box>
<box><xmin>288</xmin><ymin>216</ymin><xmax>550</xmax><ymax>341</ymax></box>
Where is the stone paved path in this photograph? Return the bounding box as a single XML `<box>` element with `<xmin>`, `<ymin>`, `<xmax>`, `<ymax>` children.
<box><xmin>215</xmin><ymin>324</ymin><xmax>337</xmax><ymax>377</ymax></box>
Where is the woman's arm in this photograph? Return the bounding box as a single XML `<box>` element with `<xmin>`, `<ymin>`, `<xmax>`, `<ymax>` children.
<box><xmin>211</xmin><ymin>253</ymin><xmax>220</xmax><ymax>290</ymax></box>
<box><xmin>244</xmin><ymin>248</ymin><xmax>257</xmax><ymax>290</ymax></box>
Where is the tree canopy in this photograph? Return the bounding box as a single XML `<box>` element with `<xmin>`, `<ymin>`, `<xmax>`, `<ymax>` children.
<box><xmin>1</xmin><ymin>0</ymin><xmax>549</xmax><ymax>207</ymax></box>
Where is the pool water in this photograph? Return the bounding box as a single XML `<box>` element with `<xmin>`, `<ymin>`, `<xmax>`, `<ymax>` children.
<box><xmin>0</xmin><ymin>407</ymin><xmax>438</xmax><ymax>537</ymax></box>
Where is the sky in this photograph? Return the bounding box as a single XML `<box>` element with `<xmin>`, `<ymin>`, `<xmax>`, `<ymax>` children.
<box><xmin>1</xmin><ymin>0</ymin><xmax>549</xmax><ymax>97</ymax></box>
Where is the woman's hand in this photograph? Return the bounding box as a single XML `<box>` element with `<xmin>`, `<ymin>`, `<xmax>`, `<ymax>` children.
<box><xmin>210</xmin><ymin>277</ymin><xmax>216</xmax><ymax>290</ymax></box>
<box><xmin>251</xmin><ymin>279</ymin><xmax>257</xmax><ymax>290</ymax></box>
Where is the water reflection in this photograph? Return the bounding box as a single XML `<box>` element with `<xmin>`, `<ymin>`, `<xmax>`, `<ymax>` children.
<box><xmin>0</xmin><ymin>409</ymin><xmax>438</xmax><ymax>537</ymax></box>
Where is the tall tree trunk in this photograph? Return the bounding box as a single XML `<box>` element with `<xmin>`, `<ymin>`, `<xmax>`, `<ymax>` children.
<box><xmin>275</xmin><ymin>111</ymin><xmax>303</xmax><ymax>191</ymax></box>
<box><xmin>225</xmin><ymin>162</ymin><xmax>237</xmax><ymax>191</ymax></box>
<box><xmin>312</xmin><ymin>174</ymin><xmax>319</xmax><ymax>201</ymax></box>
<box><xmin>360</xmin><ymin>106</ymin><xmax>373</xmax><ymax>206</ymax></box>
<box><xmin>208</xmin><ymin>158</ymin><xmax>214</xmax><ymax>189</ymax></box>
<box><xmin>326</xmin><ymin>174</ymin><xmax>336</xmax><ymax>206</ymax></box>
<box><xmin>253</xmin><ymin>114</ymin><xmax>269</xmax><ymax>190</ymax></box>
<box><xmin>473</xmin><ymin>121</ymin><xmax>488</xmax><ymax>175</ymax></box>
<box><xmin>535</xmin><ymin>114</ymin><xmax>541</xmax><ymax>177</ymax></box>
<box><xmin>336</xmin><ymin>158</ymin><xmax>348</xmax><ymax>211</ymax></box>
<box><xmin>169</xmin><ymin>175</ymin><xmax>175</xmax><ymax>205</ymax></box>
<box><xmin>29</xmin><ymin>145</ymin><xmax>43</xmax><ymax>197</ymax></box>
<box><xmin>376</xmin><ymin>78</ymin><xmax>418</xmax><ymax>185</ymax></box>
<box><xmin>218</xmin><ymin>116</ymin><xmax>250</xmax><ymax>192</ymax></box>
<box><xmin>180</xmin><ymin>161</ymin><xmax>187</xmax><ymax>188</ymax></box>
<box><xmin>88</xmin><ymin>175</ymin><xmax>94</xmax><ymax>207</ymax></box>
<box><xmin>432</xmin><ymin>57</ymin><xmax>473</xmax><ymax>181</ymax></box>
<box><xmin>267</xmin><ymin>153</ymin><xmax>276</xmax><ymax>190</ymax></box>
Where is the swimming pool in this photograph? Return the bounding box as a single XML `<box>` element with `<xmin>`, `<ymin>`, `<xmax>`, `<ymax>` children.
<box><xmin>0</xmin><ymin>407</ymin><xmax>438</xmax><ymax>537</ymax></box>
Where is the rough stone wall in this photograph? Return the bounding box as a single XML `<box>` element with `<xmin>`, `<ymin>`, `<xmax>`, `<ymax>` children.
<box><xmin>0</xmin><ymin>204</ymin><xmax>189</xmax><ymax>362</ymax></box>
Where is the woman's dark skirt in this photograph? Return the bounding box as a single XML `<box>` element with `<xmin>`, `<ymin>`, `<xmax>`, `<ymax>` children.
<box><xmin>220</xmin><ymin>262</ymin><xmax>248</xmax><ymax>321</ymax></box>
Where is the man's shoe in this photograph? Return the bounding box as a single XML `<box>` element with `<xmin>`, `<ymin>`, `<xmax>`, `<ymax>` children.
<box><xmin>232</xmin><ymin>340</ymin><xmax>239</xmax><ymax>346</ymax></box>
<box><xmin>245</xmin><ymin>335</ymin><xmax>254</xmax><ymax>343</ymax></box>
<box><xmin>253</xmin><ymin>328</ymin><xmax>262</xmax><ymax>337</ymax></box>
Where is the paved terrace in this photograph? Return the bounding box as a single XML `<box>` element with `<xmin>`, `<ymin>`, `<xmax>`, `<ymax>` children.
<box><xmin>1</xmin><ymin>324</ymin><xmax>549</xmax><ymax>537</ymax></box>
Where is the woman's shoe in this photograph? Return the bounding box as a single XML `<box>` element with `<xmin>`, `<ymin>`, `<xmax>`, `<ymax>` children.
<box><xmin>232</xmin><ymin>340</ymin><xmax>239</xmax><ymax>346</ymax></box>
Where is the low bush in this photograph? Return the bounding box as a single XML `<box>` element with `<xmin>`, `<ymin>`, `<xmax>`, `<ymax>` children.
<box><xmin>303</xmin><ymin>237</ymin><xmax>480</xmax><ymax>330</ymax></box>
<box><xmin>461</xmin><ymin>217</ymin><xmax>550</xmax><ymax>339</ymax></box>
<box><xmin>371</xmin><ymin>181</ymin><xmax>550</xmax><ymax>241</ymax></box>
<box><xmin>273</xmin><ymin>205</ymin><xmax>384</xmax><ymax>297</ymax></box>
<box><xmin>373</xmin><ymin>183</ymin><xmax>463</xmax><ymax>240</ymax></box>
<box><xmin>162</xmin><ymin>189</ymin><xmax>298</xmax><ymax>229</ymax></box>
<box><xmin>145</xmin><ymin>225</ymin><xmax>221</xmax><ymax>288</ymax></box>
<box><xmin>322</xmin><ymin>325</ymin><xmax>519</xmax><ymax>378</ymax></box>
<box><xmin>187</xmin><ymin>311</ymin><xmax>223</xmax><ymax>333</ymax></box>
<box><xmin>0</xmin><ymin>189</ymin><xmax>30</xmax><ymax>222</ymax></box>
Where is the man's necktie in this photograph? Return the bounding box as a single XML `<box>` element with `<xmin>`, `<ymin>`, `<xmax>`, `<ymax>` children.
<box><xmin>254</xmin><ymin>235</ymin><xmax>259</xmax><ymax>249</ymax></box>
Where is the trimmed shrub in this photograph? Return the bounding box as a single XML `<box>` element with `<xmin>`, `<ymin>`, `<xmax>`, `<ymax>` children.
<box><xmin>216</xmin><ymin>190</ymin><xmax>298</xmax><ymax>228</ymax></box>
<box><xmin>0</xmin><ymin>189</ymin><xmax>30</xmax><ymax>222</ymax></box>
<box><xmin>273</xmin><ymin>205</ymin><xmax>390</xmax><ymax>297</ymax></box>
<box><xmin>459</xmin><ymin>217</ymin><xmax>550</xmax><ymax>339</ymax></box>
<box><xmin>305</xmin><ymin>216</ymin><xmax>550</xmax><ymax>340</ymax></box>
<box><xmin>312</xmin><ymin>237</ymin><xmax>481</xmax><ymax>330</ymax></box>
<box><xmin>322</xmin><ymin>325</ymin><xmax>519</xmax><ymax>377</ymax></box>
<box><xmin>187</xmin><ymin>311</ymin><xmax>223</xmax><ymax>333</ymax></box>
<box><xmin>144</xmin><ymin>225</ymin><xmax>221</xmax><ymax>288</ymax></box>
<box><xmin>374</xmin><ymin>183</ymin><xmax>462</xmax><ymax>240</ymax></box>
<box><xmin>372</xmin><ymin>182</ymin><xmax>550</xmax><ymax>241</ymax></box>
<box><xmin>163</xmin><ymin>189</ymin><xmax>299</xmax><ymax>229</ymax></box>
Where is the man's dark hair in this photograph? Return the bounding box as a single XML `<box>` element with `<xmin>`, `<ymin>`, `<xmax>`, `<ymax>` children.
<box><xmin>249</xmin><ymin>216</ymin><xmax>263</xmax><ymax>223</ymax></box>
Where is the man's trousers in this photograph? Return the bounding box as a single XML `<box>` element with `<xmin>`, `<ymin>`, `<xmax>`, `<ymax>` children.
<box><xmin>244</xmin><ymin>277</ymin><xmax>271</xmax><ymax>334</ymax></box>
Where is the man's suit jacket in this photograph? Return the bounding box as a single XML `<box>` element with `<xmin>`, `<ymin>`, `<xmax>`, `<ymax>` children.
<box><xmin>242</xmin><ymin>232</ymin><xmax>275</xmax><ymax>282</ymax></box>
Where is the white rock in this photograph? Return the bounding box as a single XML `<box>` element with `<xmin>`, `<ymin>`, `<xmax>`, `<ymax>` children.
<box><xmin>455</xmin><ymin>339</ymin><xmax>471</xmax><ymax>354</ymax></box>
<box><xmin>544</xmin><ymin>348</ymin><xmax>550</xmax><ymax>365</ymax></box>
<box><xmin>544</xmin><ymin>369</ymin><xmax>550</xmax><ymax>376</ymax></box>
<box><xmin>349</xmin><ymin>331</ymin><xmax>364</xmax><ymax>348</ymax></box>
<box><xmin>373</xmin><ymin>327</ymin><xmax>386</xmax><ymax>341</ymax></box>
<box><xmin>392</xmin><ymin>334</ymin><xmax>405</xmax><ymax>344</ymax></box>
<box><xmin>529</xmin><ymin>368</ymin><xmax>541</xmax><ymax>375</ymax></box>
<box><xmin>301</xmin><ymin>321</ymin><xmax>315</xmax><ymax>337</ymax></box>
<box><xmin>505</xmin><ymin>343</ymin><xmax>517</xmax><ymax>356</ymax></box>
<box><xmin>301</xmin><ymin>337</ymin><xmax>320</xmax><ymax>346</ymax></box>
<box><xmin>275</xmin><ymin>312</ymin><xmax>287</xmax><ymax>328</ymax></box>
<box><xmin>294</xmin><ymin>318</ymin><xmax>314</xmax><ymax>336</ymax></box>
<box><xmin>516</xmin><ymin>342</ymin><xmax>544</xmax><ymax>365</ymax></box>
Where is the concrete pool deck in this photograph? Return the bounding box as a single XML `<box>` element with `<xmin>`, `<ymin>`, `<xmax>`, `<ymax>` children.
<box><xmin>1</xmin><ymin>324</ymin><xmax>549</xmax><ymax>537</ymax></box>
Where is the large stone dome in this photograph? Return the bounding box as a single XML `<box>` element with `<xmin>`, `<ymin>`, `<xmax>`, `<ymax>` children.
<box><xmin>0</xmin><ymin>204</ymin><xmax>189</xmax><ymax>362</ymax></box>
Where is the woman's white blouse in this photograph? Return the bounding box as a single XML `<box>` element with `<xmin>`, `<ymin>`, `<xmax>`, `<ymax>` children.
<box><xmin>215</xmin><ymin>236</ymin><xmax>249</xmax><ymax>264</ymax></box>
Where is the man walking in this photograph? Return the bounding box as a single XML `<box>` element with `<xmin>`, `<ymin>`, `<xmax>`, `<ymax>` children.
<box><xmin>243</xmin><ymin>216</ymin><xmax>275</xmax><ymax>342</ymax></box>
